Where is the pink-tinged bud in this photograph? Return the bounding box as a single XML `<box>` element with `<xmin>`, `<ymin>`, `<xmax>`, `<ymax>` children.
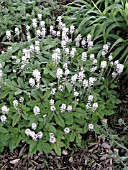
<box><xmin>102</xmin><ymin>119</ymin><xmax>107</xmax><ymax>123</ymax></box>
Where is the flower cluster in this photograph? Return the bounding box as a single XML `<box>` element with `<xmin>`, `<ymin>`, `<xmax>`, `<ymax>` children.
<box><xmin>25</xmin><ymin>128</ymin><xmax>43</xmax><ymax>140</ymax></box>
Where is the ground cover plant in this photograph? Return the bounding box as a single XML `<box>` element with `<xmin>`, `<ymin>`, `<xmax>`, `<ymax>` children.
<box><xmin>64</xmin><ymin>0</ymin><xmax>128</xmax><ymax>79</ymax></box>
<box><xmin>0</xmin><ymin>0</ymin><xmax>128</xmax><ymax>169</ymax></box>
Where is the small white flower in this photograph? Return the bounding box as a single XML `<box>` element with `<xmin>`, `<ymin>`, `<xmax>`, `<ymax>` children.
<box><xmin>89</xmin><ymin>77</ymin><xmax>96</xmax><ymax>86</ymax></box>
<box><xmin>60</xmin><ymin>104</ymin><xmax>66</xmax><ymax>112</ymax></box>
<box><xmin>36</xmin><ymin>29</ymin><xmax>41</xmax><ymax>37</ymax></box>
<box><xmin>13</xmin><ymin>100</ymin><xmax>18</xmax><ymax>108</ymax></box>
<box><xmin>38</xmin><ymin>13</ymin><xmax>42</xmax><ymax>20</ymax></box>
<box><xmin>57</xmin><ymin>16</ymin><xmax>62</xmax><ymax>22</ymax></box>
<box><xmin>74</xmin><ymin>91</ymin><xmax>79</xmax><ymax>97</ymax></box>
<box><xmin>64</xmin><ymin>48</ymin><xmax>69</xmax><ymax>55</ymax></box>
<box><xmin>93</xmin><ymin>59</ymin><xmax>97</xmax><ymax>65</ymax></box>
<box><xmin>0</xmin><ymin>115</ymin><xmax>7</xmax><ymax>122</ymax></box>
<box><xmin>37</xmin><ymin>131</ymin><xmax>43</xmax><ymax>139</ymax></box>
<box><xmin>41</xmin><ymin>27</ymin><xmax>46</xmax><ymax>37</ymax></box>
<box><xmin>25</xmin><ymin>128</ymin><xmax>31</xmax><ymax>136</ymax></box>
<box><xmin>83</xmin><ymin>79</ymin><xmax>88</xmax><ymax>88</ymax></box>
<box><xmin>52</xmin><ymin>53</ymin><xmax>60</xmax><ymax>65</ymax></box>
<box><xmin>101</xmin><ymin>61</ymin><xmax>107</xmax><ymax>69</ymax></box>
<box><xmin>64</xmin><ymin>127</ymin><xmax>70</xmax><ymax>134</ymax></box>
<box><xmin>35</xmin><ymin>41</ymin><xmax>40</xmax><ymax>46</ymax></box>
<box><xmin>82</xmin><ymin>52</ymin><xmax>87</xmax><ymax>61</ymax></box>
<box><xmin>32</xmin><ymin>69</ymin><xmax>40</xmax><ymax>78</ymax></box>
<box><xmin>88</xmin><ymin>124</ymin><xmax>94</xmax><ymax>130</ymax></box>
<box><xmin>30</xmin><ymin>44</ymin><xmax>34</xmax><ymax>52</ymax></box>
<box><xmin>1</xmin><ymin>106</ymin><xmax>9</xmax><ymax>114</ymax></box>
<box><xmin>90</xmin><ymin>66</ymin><xmax>97</xmax><ymax>72</ymax></box>
<box><xmin>12</xmin><ymin>56</ymin><xmax>17</xmax><ymax>59</ymax></box>
<box><xmin>50</xmin><ymin>99</ymin><xmax>54</xmax><ymax>105</ymax></box>
<box><xmin>112</xmin><ymin>72</ymin><xmax>117</xmax><ymax>78</ymax></box>
<box><xmin>114</xmin><ymin>60</ymin><xmax>119</xmax><ymax>65</ymax></box>
<box><xmin>67</xmin><ymin>105</ymin><xmax>72</xmax><ymax>112</ymax></box>
<box><xmin>29</xmin><ymin>78</ymin><xmax>35</xmax><ymax>87</ymax></box>
<box><xmin>32</xmin><ymin>18</ymin><xmax>37</xmax><ymax>28</ymax></box>
<box><xmin>103</xmin><ymin>44</ymin><xmax>109</xmax><ymax>52</ymax></box>
<box><xmin>90</xmin><ymin>54</ymin><xmax>95</xmax><ymax>60</ymax></box>
<box><xmin>87</xmin><ymin>34</ymin><xmax>92</xmax><ymax>42</ymax></box>
<box><xmin>15</xmin><ymin>27</ymin><xmax>20</xmax><ymax>35</ymax></box>
<box><xmin>110</xmin><ymin>61</ymin><xmax>113</xmax><ymax>66</ymax></box>
<box><xmin>52</xmin><ymin>30</ymin><xmax>57</xmax><ymax>37</ymax></box>
<box><xmin>57</xmin><ymin>31</ymin><xmax>60</xmax><ymax>37</ymax></box>
<box><xmin>50</xmin><ymin>25</ymin><xmax>54</xmax><ymax>33</ymax></box>
<box><xmin>30</xmin><ymin>131</ymin><xmax>37</xmax><ymax>140</ymax></box>
<box><xmin>56</xmin><ymin>68</ymin><xmax>63</xmax><ymax>79</ymax></box>
<box><xmin>49</xmin><ymin>133</ymin><xmax>54</xmax><ymax>137</ymax></box>
<box><xmin>50</xmin><ymin>136</ymin><xmax>56</xmax><ymax>143</ymax></box>
<box><xmin>92</xmin><ymin>102</ymin><xmax>98</xmax><ymax>111</ymax></box>
<box><xmin>70</xmin><ymin>24</ymin><xmax>75</xmax><ymax>34</ymax></box>
<box><xmin>33</xmin><ymin>106</ymin><xmax>40</xmax><ymax>115</ymax></box>
<box><xmin>61</xmin><ymin>40</ymin><xmax>66</xmax><ymax>49</ymax></box>
<box><xmin>32</xmin><ymin>69</ymin><xmax>41</xmax><ymax>82</ymax></box>
<box><xmin>102</xmin><ymin>50</ymin><xmax>107</xmax><ymax>57</ymax></box>
<box><xmin>88</xmin><ymin>41</ymin><xmax>93</xmax><ymax>48</ymax></box>
<box><xmin>51</xmin><ymin>105</ymin><xmax>56</xmax><ymax>112</ymax></box>
<box><xmin>19</xmin><ymin>97</ymin><xmax>24</xmax><ymax>103</ymax></box>
<box><xmin>108</xmin><ymin>54</ymin><xmax>113</xmax><ymax>61</ymax></box>
<box><xmin>81</xmin><ymin>38</ymin><xmax>86</xmax><ymax>47</ymax></box>
<box><xmin>86</xmin><ymin>103</ymin><xmax>91</xmax><ymax>109</ymax></box>
<box><xmin>35</xmin><ymin>45</ymin><xmax>40</xmax><ymax>52</ymax></box>
<box><xmin>71</xmin><ymin>74</ymin><xmax>77</xmax><ymax>84</ymax></box>
<box><xmin>43</xmin><ymin>114</ymin><xmax>47</xmax><ymax>118</ymax></box>
<box><xmin>63</xmin><ymin>63</ymin><xmax>68</xmax><ymax>70</ymax></box>
<box><xmin>65</xmin><ymin>69</ymin><xmax>70</xmax><ymax>76</ymax></box>
<box><xmin>40</xmin><ymin>21</ymin><xmax>45</xmax><ymax>27</ymax></box>
<box><xmin>6</xmin><ymin>30</ymin><xmax>11</xmax><ymax>40</ymax></box>
<box><xmin>88</xmin><ymin>95</ymin><xmax>93</xmax><ymax>102</ymax></box>
<box><xmin>32</xmin><ymin>123</ymin><xmax>37</xmax><ymax>130</ymax></box>
<box><xmin>58</xmin><ymin>85</ymin><xmax>64</xmax><ymax>92</ymax></box>
<box><xmin>50</xmin><ymin>88</ymin><xmax>56</xmax><ymax>95</ymax></box>
<box><xmin>116</xmin><ymin>64</ymin><xmax>124</xmax><ymax>74</ymax></box>
<box><xmin>78</xmin><ymin>70</ymin><xmax>85</xmax><ymax>81</ymax></box>
<box><xmin>13</xmin><ymin>69</ymin><xmax>17</xmax><ymax>73</ymax></box>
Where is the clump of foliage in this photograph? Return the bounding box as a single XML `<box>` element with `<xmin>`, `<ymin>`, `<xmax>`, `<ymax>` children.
<box><xmin>64</xmin><ymin>0</ymin><xmax>128</xmax><ymax>66</ymax></box>
<box><xmin>0</xmin><ymin>9</ymin><xmax>125</xmax><ymax>156</ymax></box>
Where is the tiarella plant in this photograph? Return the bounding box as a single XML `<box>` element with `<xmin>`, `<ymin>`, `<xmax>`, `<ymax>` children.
<box><xmin>0</xmin><ymin>14</ymin><xmax>124</xmax><ymax>156</ymax></box>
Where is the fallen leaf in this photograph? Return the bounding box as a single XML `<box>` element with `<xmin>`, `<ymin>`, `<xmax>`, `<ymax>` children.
<box><xmin>100</xmin><ymin>154</ymin><xmax>107</xmax><ymax>160</ymax></box>
<box><xmin>62</xmin><ymin>149</ymin><xmax>68</xmax><ymax>155</ymax></box>
<box><xmin>10</xmin><ymin>159</ymin><xmax>20</xmax><ymax>164</ymax></box>
<box><xmin>101</xmin><ymin>143</ymin><xmax>111</xmax><ymax>149</ymax></box>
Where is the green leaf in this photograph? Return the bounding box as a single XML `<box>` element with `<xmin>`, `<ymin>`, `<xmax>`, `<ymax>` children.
<box><xmin>69</xmin><ymin>132</ymin><xmax>75</xmax><ymax>142</ymax></box>
<box><xmin>15</xmin><ymin>90</ymin><xmax>22</xmax><ymax>95</ymax></box>
<box><xmin>66</xmin><ymin>82</ymin><xmax>73</xmax><ymax>93</ymax></box>
<box><xmin>9</xmin><ymin>135</ymin><xmax>21</xmax><ymax>152</ymax></box>
<box><xmin>76</xmin><ymin>133</ymin><xmax>82</xmax><ymax>146</ymax></box>
<box><xmin>54</xmin><ymin>114</ymin><xmax>65</xmax><ymax>128</ymax></box>
<box><xmin>29</xmin><ymin>141</ymin><xmax>38</xmax><ymax>156</ymax></box>
<box><xmin>0</xmin><ymin>126</ymin><xmax>8</xmax><ymax>133</ymax></box>
<box><xmin>53</xmin><ymin>143</ymin><xmax>61</xmax><ymax>156</ymax></box>
<box><xmin>12</xmin><ymin>114</ymin><xmax>20</xmax><ymax>127</ymax></box>
<box><xmin>93</xmin><ymin>124</ymin><xmax>100</xmax><ymax>134</ymax></box>
<box><xmin>37</xmin><ymin>142</ymin><xmax>51</xmax><ymax>154</ymax></box>
<box><xmin>0</xmin><ymin>91</ymin><xmax>8</xmax><ymax>99</ymax></box>
<box><xmin>83</xmin><ymin>124</ymin><xmax>88</xmax><ymax>133</ymax></box>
